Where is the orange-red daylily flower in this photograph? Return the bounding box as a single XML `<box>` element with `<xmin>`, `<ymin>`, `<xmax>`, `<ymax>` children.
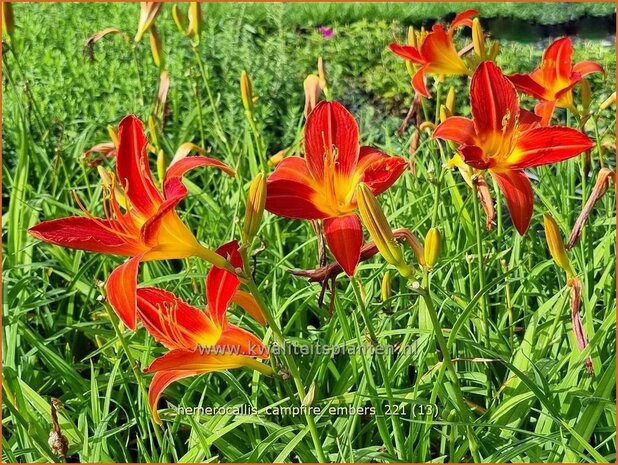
<box><xmin>508</xmin><ymin>37</ymin><xmax>604</xmax><ymax>124</ymax></box>
<box><xmin>140</xmin><ymin>241</ymin><xmax>271</xmax><ymax>424</ymax></box>
<box><xmin>265</xmin><ymin>101</ymin><xmax>406</xmax><ymax>276</ymax></box>
<box><xmin>29</xmin><ymin>115</ymin><xmax>235</xmax><ymax>330</ymax></box>
<box><xmin>434</xmin><ymin>61</ymin><xmax>594</xmax><ymax>235</ymax></box>
<box><xmin>389</xmin><ymin>9</ymin><xmax>477</xmax><ymax>98</ymax></box>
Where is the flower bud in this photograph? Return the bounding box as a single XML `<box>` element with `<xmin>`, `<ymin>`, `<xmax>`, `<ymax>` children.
<box><xmin>147</xmin><ymin>115</ymin><xmax>159</xmax><ymax>150</ymax></box>
<box><xmin>599</xmin><ymin>91</ymin><xmax>616</xmax><ymax>111</ymax></box>
<box><xmin>107</xmin><ymin>125</ymin><xmax>119</xmax><ymax>148</ymax></box>
<box><xmin>149</xmin><ymin>25</ymin><xmax>163</xmax><ymax>69</ymax></box>
<box><xmin>543</xmin><ymin>213</ymin><xmax>575</xmax><ymax>279</ymax></box>
<box><xmin>445</xmin><ymin>87</ymin><xmax>456</xmax><ymax>114</ymax></box>
<box><xmin>240</xmin><ymin>70</ymin><xmax>254</xmax><ymax>114</ymax></box>
<box><xmin>186</xmin><ymin>2</ymin><xmax>202</xmax><ymax>42</ymax></box>
<box><xmin>302</xmin><ymin>381</ymin><xmax>316</xmax><ymax>407</ymax></box>
<box><xmin>2</xmin><ymin>2</ymin><xmax>15</xmax><ymax>44</ymax></box>
<box><xmin>381</xmin><ymin>271</ymin><xmax>391</xmax><ymax>302</ymax></box>
<box><xmin>423</xmin><ymin>227</ymin><xmax>442</xmax><ymax>268</ymax></box>
<box><xmin>472</xmin><ymin>18</ymin><xmax>486</xmax><ymax>60</ymax></box>
<box><xmin>156</xmin><ymin>149</ymin><xmax>165</xmax><ymax>184</ymax></box>
<box><xmin>407</xmin><ymin>26</ymin><xmax>417</xmax><ymax>48</ymax></box>
<box><xmin>268</xmin><ymin>149</ymin><xmax>287</xmax><ymax>167</ymax></box>
<box><xmin>171</xmin><ymin>4</ymin><xmax>188</xmax><ymax>35</ymax></box>
<box><xmin>356</xmin><ymin>184</ymin><xmax>413</xmax><ymax>278</ymax></box>
<box><xmin>97</xmin><ymin>165</ymin><xmax>113</xmax><ymax>187</ymax></box>
<box><xmin>243</xmin><ymin>173</ymin><xmax>267</xmax><ymax>241</ymax></box>
<box><xmin>488</xmin><ymin>41</ymin><xmax>500</xmax><ymax>61</ymax></box>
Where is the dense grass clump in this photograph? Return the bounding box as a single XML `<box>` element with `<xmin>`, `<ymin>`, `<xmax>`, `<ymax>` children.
<box><xmin>2</xmin><ymin>2</ymin><xmax>616</xmax><ymax>463</ymax></box>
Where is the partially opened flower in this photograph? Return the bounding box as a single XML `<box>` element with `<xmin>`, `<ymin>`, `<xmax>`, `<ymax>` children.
<box><xmin>265</xmin><ymin>101</ymin><xmax>407</xmax><ymax>276</ymax></box>
<box><xmin>389</xmin><ymin>9</ymin><xmax>477</xmax><ymax>98</ymax></box>
<box><xmin>508</xmin><ymin>38</ymin><xmax>604</xmax><ymax>124</ymax></box>
<box><xmin>140</xmin><ymin>241</ymin><xmax>271</xmax><ymax>424</ymax></box>
<box><xmin>29</xmin><ymin>115</ymin><xmax>235</xmax><ymax>330</ymax></box>
<box><xmin>434</xmin><ymin>61</ymin><xmax>593</xmax><ymax>235</ymax></box>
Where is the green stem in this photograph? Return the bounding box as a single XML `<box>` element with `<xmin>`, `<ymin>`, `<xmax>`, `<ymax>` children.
<box><xmin>471</xmin><ymin>187</ymin><xmax>492</xmax><ymax>405</ymax></box>
<box><xmin>103</xmin><ymin>302</ymin><xmax>164</xmax><ymax>450</ymax></box>
<box><xmin>350</xmin><ymin>277</ymin><xmax>406</xmax><ymax>460</ymax></box>
<box><xmin>130</xmin><ymin>44</ymin><xmax>145</xmax><ymax>106</ymax></box>
<box><xmin>239</xmin><ymin>248</ymin><xmax>327</xmax><ymax>463</ymax></box>
<box><xmin>417</xmin><ymin>286</ymin><xmax>481</xmax><ymax>462</ymax></box>
<box><xmin>191</xmin><ymin>46</ymin><xmax>232</xmax><ymax>157</ymax></box>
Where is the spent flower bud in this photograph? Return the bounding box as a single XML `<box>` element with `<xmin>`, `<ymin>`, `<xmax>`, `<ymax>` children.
<box><xmin>135</xmin><ymin>2</ymin><xmax>162</xmax><ymax>42</ymax></box>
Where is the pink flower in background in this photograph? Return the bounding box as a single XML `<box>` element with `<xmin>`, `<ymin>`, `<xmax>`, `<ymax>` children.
<box><xmin>319</xmin><ymin>26</ymin><xmax>334</xmax><ymax>39</ymax></box>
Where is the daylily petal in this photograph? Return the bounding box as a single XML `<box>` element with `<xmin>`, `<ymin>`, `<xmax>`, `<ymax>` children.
<box><xmin>507</xmin><ymin>73</ymin><xmax>548</xmax><ymax>100</ymax></box>
<box><xmin>305</xmin><ymin>101</ymin><xmax>359</xmax><ymax>180</ymax></box>
<box><xmin>389</xmin><ymin>43</ymin><xmax>424</xmax><ymax>64</ymax></box>
<box><xmin>265</xmin><ymin>157</ymin><xmax>330</xmax><ymax>220</ymax></box>
<box><xmin>572</xmin><ymin>60</ymin><xmax>604</xmax><ymax>77</ymax></box>
<box><xmin>231</xmin><ymin>290</ymin><xmax>266</xmax><ymax>325</ymax></box>
<box><xmin>449</xmin><ymin>9</ymin><xmax>478</xmax><ymax>31</ymax></box>
<box><xmin>470</xmin><ymin>61</ymin><xmax>519</xmax><ymax>137</ymax></box>
<box><xmin>136</xmin><ymin>287</ymin><xmax>219</xmax><ymax>349</ymax></box>
<box><xmin>411</xmin><ymin>65</ymin><xmax>431</xmax><ymax>98</ymax></box>
<box><xmin>106</xmin><ymin>253</ymin><xmax>145</xmax><ymax>330</ymax></box>
<box><xmin>141</xmin><ymin>196</ymin><xmax>200</xmax><ymax>254</ymax></box>
<box><xmin>217</xmin><ymin>324</ymin><xmax>269</xmax><ymax>359</ymax></box>
<box><xmin>164</xmin><ymin>156</ymin><xmax>235</xmax><ymax>200</ymax></box>
<box><xmin>207</xmin><ymin>240</ymin><xmax>242</xmax><ymax>324</ymax></box>
<box><xmin>28</xmin><ymin>217</ymin><xmax>141</xmax><ymax>256</ymax></box>
<box><xmin>433</xmin><ymin>116</ymin><xmax>477</xmax><ymax>146</ymax></box>
<box><xmin>507</xmin><ymin>126</ymin><xmax>594</xmax><ymax>169</ymax></box>
<box><xmin>534</xmin><ymin>100</ymin><xmax>557</xmax><ymax>126</ymax></box>
<box><xmin>421</xmin><ymin>25</ymin><xmax>469</xmax><ymax>76</ymax></box>
<box><xmin>323</xmin><ymin>214</ymin><xmax>363</xmax><ymax>276</ymax></box>
<box><xmin>146</xmin><ymin>350</ymin><xmax>272</xmax><ymax>423</ymax></box>
<box><xmin>490</xmin><ymin>169</ymin><xmax>534</xmax><ymax>235</ymax></box>
<box><xmin>459</xmin><ymin>144</ymin><xmax>490</xmax><ymax>169</ymax></box>
<box><xmin>147</xmin><ymin>370</ymin><xmax>202</xmax><ymax>424</ymax></box>
<box><xmin>540</xmin><ymin>37</ymin><xmax>573</xmax><ymax>86</ymax></box>
<box><xmin>355</xmin><ymin>146</ymin><xmax>407</xmax><ymax>196</ymax></box>
<box><xmin>519</xmin><ymin>108</ymin><xmax>542</xmax><ymax>131</ymax></box>
<box><xmin>116</xmin><ymin>115</ymin><xmax>163</xmax><ymax>217</ymax></box>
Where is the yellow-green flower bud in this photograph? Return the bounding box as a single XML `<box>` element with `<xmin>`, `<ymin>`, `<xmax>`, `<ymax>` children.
<box><xmin>356</xmin><ymin>184</ymin><xmax>413</xmax><ymax>278</ymax></box>
<box><xmin>243</xmin><ymin>173</ymin><xmax>267</xmax><ymax>241</ymax></box>
<box><xmin>424</xmin><ymin>227</ymin><xmax>442</xmax><ymax>268</ymax></box>
<box><xmin>543</xmin><ymin>213</ymin><xmax>575</xmax><ymax>279</ymax></box>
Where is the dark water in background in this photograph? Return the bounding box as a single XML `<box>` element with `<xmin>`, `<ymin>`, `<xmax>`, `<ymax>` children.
<box><xmin>445</xmin><ymin>13</ymin><xmax>616</xmax><ymax>42</ymax></box>
<box><xmin>486</xmin><ymin>15</ymin><xmax>616</xmax><ymax>41</ymax></box>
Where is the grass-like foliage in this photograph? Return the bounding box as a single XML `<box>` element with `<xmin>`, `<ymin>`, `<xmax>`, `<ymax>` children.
<box><xmin>2</xmin><ymin>2</ymin><xmax>616</xmax><ymax>463</ymax></box>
